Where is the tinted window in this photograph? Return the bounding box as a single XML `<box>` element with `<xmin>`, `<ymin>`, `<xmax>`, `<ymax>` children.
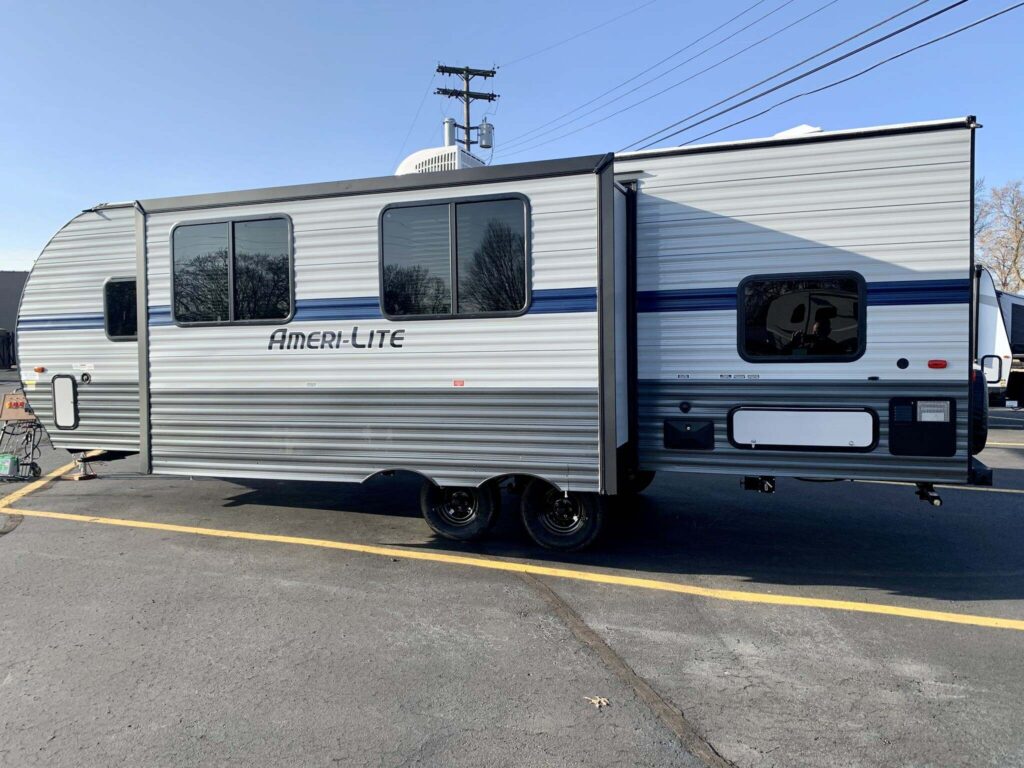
<box><xmin>380</xmin><ymin>197</ymin><xmax>529</xmax><ymax>319</ymax></box>
<box><xmin>173</xmin><ymin>222</ymin><xmax>229</xmax><ymax>323</ymax></box>
<box><xmin>104</xmin><ymin>279</ymin><xmax>137</xmax><ymax>340</ymax></box>
<box><xmin>172</xmin><ymin>218</ymin><xmax>291</xmax><ymax>324</ymax></box>
<box><xmin>740</xmin><ymin>274</ymin><xmax>863</xmax><ymax>361</ymax></box>
<box><xmin>381</xmin><ymin>204</ymin><xmax>452</xmax><ymax>316</ymax></box>
<box><xmin>233</xmin><ymin>219</ymin><xmax>291</xmax><ymax>321</ymax></box>
<box><xmin>456</xmin><ymin>199</ymin><xmax>527</xmax><ymax>314</ymax></box>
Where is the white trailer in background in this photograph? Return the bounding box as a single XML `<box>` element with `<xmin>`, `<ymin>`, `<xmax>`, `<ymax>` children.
<box><xmin>15</xmin><ymin>116</ymin><xmax>991</xmax><ymax>550</ymax></box>
<box><xmin>976</xmin><ymin>267</ymin><xmax>1012</xmax><ymax>405</ymax></box>
<box><xmin>998</xmin><ymin>289</ymin><xmax>1024</xmax><ymax>405</ymax></box>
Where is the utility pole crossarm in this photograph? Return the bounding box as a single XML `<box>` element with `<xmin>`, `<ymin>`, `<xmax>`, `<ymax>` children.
<box><xmin>435</xmin><ymin>63</ymin><xmax>500</xmax><ymax>153</ymax></box>
<box><xmin>435</xmin><ymin>87</ymin><xmax>498</xmax><ymax>102</ymax></box>
<box><xmin>436</xmin><ymin>65</ymin><xmax>496</xmax><ymax>78</ymax></box>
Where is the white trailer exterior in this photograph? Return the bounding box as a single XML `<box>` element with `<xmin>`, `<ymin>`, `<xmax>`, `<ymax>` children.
<box><xmin>976</xmin><ymin>267</ymin><xmax>1012</xmax><ymax>404</ymax></box>
<box><xmin>15</xmin><ymin>117</ymin><xmax>989</xmax><ymax>549</ymax></box>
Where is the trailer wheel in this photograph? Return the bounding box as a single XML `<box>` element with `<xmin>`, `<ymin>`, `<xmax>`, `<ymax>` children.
<box><xmin>520</xmin><ymin>480</ymin><xmax>605</xmax><ymax>552</ymax></box>
<box><xmin>420</xmin><ymin>482</ymin><xmax>499</xmax><ymax>542</ymax></box>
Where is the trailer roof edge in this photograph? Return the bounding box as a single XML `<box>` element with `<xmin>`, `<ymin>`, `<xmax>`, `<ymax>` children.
<box><xmin>615</xmin><ymin>116</ymin><xmax>978</xmax><ymax>162</ymax></box>
<box><xmin>140</xmin><ymin>154</ymin><xmax>610</xmax><ymax>214</ymax></box>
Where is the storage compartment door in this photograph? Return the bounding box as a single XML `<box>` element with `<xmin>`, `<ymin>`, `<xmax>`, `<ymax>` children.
<box><xmin>52</xmin><ymin>375</ymin><xmax>79</xmax><ymax>430</ymax></box>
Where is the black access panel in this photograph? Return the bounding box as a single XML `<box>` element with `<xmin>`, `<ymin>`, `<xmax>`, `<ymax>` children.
<box><xmin>888</xmin><ymin>398</ymin><xmax>957</xmax><ymax>457</ymax></box>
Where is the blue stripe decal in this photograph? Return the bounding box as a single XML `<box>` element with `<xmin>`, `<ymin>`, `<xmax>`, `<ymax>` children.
<box><xmin>20</xmin><ymin>280</ymin><xmax>968</xmax><ymax>330</ymax></box>
<box><xmin>18</xmin><ymin>313</ymin><xmax>105</xmax><ymax>331</ymax></box>
<box><xmin>529</xmin><ymin>287</ymin><xmax>597</xmax><ymax>314</ymax></box>
<box><xmin>293</xmin><ymin>297</ymin><xmax>381</xmax><ymax>322</ymax></box>
<box><xmin>866</xmin><ymin>279</ymin><xmax>970</xmax><ymax>306</ymax></box>
<box><xmin>149</xmin><ymin>287</ymin><xmax>597</xmax><ymax>325</ymax></box>
<box><xmin>149</xmin><ymin>306</ymin><xmax>172</xmax><ymax>326</ymax></box>
<box><xmin>638</xmin><ymin>279</ymin><xmax>971</xmax><ymax>313</ymax></box>
<box><xmin>638</xmin><ymin>287</ymin><xmax>736</xmax><ymax>313</ymax></box>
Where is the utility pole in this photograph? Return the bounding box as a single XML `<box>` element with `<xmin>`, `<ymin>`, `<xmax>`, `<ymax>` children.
<box><xmin>435</xmin><ymin>65</ymin><xmax>498</xmax><ymax>153</ymax></box>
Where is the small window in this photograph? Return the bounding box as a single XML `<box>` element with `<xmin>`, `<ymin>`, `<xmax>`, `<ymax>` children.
<box><xmin>739</xmin><ymin>273</ymin><xmax>865</xmax><ymax>362</ymax></box>
<box><xmin>172</xmin><ymin>217</ymin><xmax>291</xmax><ymax>325</ymax></box>
<box><xmin>104</xmin><ymin>278</ymin><xmax>137</xmax><ymax>341</ymax></box>
<box><xmin>380</xmin><ymin>196</ymin><xmax>528</xmax><ymax>319</ymax></box>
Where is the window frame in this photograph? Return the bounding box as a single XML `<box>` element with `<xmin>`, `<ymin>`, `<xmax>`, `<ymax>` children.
<box><xmin>103</xmin><ymin>276</ymin><xmax>139</xmax><ymax>342</ymax></box>
<box><xmin>736</xmin><ymin>270</ymin><xmax>867</xmax><ymax>364</ymax></box>
<box><xmin>378</xmin><ymin>193</ymin><xmax>532</xmax><ymax>321</ymax></box>
<box><xmin>170</xmin><ymin>214</ymin><xmax>295</xmax><ymax>328</ymax></box>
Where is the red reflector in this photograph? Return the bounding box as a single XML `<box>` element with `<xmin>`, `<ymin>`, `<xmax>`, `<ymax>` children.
<box><xmin>928</xmin><ymin>360</ymin><xmax>948</xmax><ymax>369</ymax></box>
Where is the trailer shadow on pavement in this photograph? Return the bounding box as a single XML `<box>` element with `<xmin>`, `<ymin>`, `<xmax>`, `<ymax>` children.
<box><xmin>215</xmin><ymin>456</ymin><xmax>1024</xmax><ymax>604</ymax></box>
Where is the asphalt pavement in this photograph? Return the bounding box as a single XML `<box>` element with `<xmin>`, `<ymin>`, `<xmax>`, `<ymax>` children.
<box><xmin>1</xmin><ymin>382</ymin><xmax>1023</xmax><ymax>766</ymax></box>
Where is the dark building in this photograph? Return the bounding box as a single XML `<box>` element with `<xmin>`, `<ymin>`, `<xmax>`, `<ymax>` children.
<box><xmin>0</xmin><ymin>271</ymin><xmax>29</xmax><ymax>369</ymax></box>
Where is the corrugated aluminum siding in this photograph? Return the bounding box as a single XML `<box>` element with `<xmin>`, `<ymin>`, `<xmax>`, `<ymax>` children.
<box><xmin>616</xmin><ymin>125</ymin><xmax>973</xmax><ymax>482</ymax></box>
<box><xmin>17</xmin><ymin>207</ymin><xmax>140</xmax><ymax>451</ymax></box>
<box><xmin>145</xmin><ymin>173</ymin><xmax>602</xmax><ymax>490</ymax></box>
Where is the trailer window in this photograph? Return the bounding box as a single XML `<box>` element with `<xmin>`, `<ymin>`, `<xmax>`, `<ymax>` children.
<box><xmin>172</xmin><ymin>217</ymin><xmax>292</xmax><ymax>325</ymax></box>
<box><xmin>456</xmin><ymin>199</ymin><xmax>527</xmax><ymax>314</ymax></box>
<box><xmin>104</xmin><ymin>278</ymin><xmax>137</xmax><ymax>341</ymax></box>
<box><xmin>380</xmin><ymin>196</ymin><xmax>529</xmax><ymax>319</ymax></box>
<box><xmin>381</xmin><ymin>204</ymin><xmax>452</xmax><ymax>316</ymax></box>
<box><xmin>739</xmin><ymin>273</ymin><xmax>864</xmax><ymax>362</ymax></box>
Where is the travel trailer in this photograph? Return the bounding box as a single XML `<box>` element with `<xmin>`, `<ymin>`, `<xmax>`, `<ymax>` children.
<box><xmin>15</xmin><ymin>116</ymin><xmax>989</xmax><ymax>550</ymax></box>
<box><xmin>976</xmin><ymin>267</ymin><xmax>1012</xmax><ymax>405</ymax></box>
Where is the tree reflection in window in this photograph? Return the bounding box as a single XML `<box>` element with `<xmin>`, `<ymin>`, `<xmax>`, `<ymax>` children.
<box><xmin>172</xmin><ymin>218</ymin><xmax>291</xmax><ymax>324</ymax></box>
<box><xmin>380</xmin><ymin>197</ymin><xmax>528</xmax><ymax>318</ymax></box>
<box><xmin>457</xmin><ymin>200</ymin><xmax>526</xmax><ymax>314</ymax></box>
<box><xmin>234</xmin><ymin>219</ymin><xmax>290</xmax><ymax>320</ymax></box>
<box><xmin>173</xmin><ymin>222</ymin><xmax>229</xmax><ymax>323</ymax></box>
<box><xmin>381</xmin><ymin>204</ymin><xmax>452</xmax><ymax>316</ymax></box>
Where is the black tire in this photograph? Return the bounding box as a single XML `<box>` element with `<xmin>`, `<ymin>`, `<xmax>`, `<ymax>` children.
<box><xmin>420</xmin><ymin>482</ymin><xmax>499</xmax><ymax>542</ymax></box>
<box><xmin>622</xmin><ymin>469</ymin><xmax>656</xmax><ymax>495</ymax></box>
<box><xmin>520</xmin><ymin>480</ymin><xmax>605</xmax><ymax>552</ymax></box>
<box><xmin>971</xmin><ymin>371</ymin><xmax>989</xmax><ymax>455</ymax></box>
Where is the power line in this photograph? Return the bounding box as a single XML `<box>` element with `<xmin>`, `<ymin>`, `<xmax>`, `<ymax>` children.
<box><xmin>392</xmin><ymin>71</ymin><xmax>437</xmax><ymax>170</ymax></box>
<box><xmin>680</xmin><ymin>1</ymin><xmax>1023</xmax><ymax>146</ymax></box>
<box><xmin>500</xmin><ymin>0</ymin><xmax>804</xmax><ymax>154</ymax></box>
<box><xmin>499</xmin><ymin>0</ymin><xmax>845</xmax><ymax>158</ymax></box>
<box><xmin>500</xmin><ymin>0</ymin><xmax>660</xmax><ymax>68</ymax></box>
<box><xmin>499</xmin><ymin>0</ymin><xmax>770</xmax><ymax>147</ymax></box>
<box><xmin>621</xmin><ymin>0</ymin><xmax>943</xmax><ymax>150</ymax></box>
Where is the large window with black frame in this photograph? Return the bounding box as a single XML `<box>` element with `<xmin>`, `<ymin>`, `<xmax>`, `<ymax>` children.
<box><xmin>380</xmin><ymin>197</ymin><xmax>528</xmax><ymax>319</ymax></box>
<box><xmin>739</xmin><ymin>273</ymin><xmax>865</xmax><ymax>361</ymax></box>
<box><xmin>172</xmin><ymin>217</ymin><xmax>291</xmax><ymax>325</ymax></box>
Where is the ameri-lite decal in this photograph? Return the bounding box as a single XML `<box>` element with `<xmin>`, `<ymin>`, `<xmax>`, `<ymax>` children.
<box><xmin>267</xmin><ymin>327</ymin><xmax>406</xmax><ymax>351</ymax></box>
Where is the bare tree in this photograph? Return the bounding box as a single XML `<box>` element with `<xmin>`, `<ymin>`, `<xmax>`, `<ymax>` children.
<box><xmin>977</xmin><ymin>180</ymin><xmax>1024</xmax><ymax>293</ymax></box>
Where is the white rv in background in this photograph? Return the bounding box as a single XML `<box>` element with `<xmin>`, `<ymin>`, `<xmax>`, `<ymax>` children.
<box><xmin>15</xmin><ymin>116</ymin><xmax>990</xmax><ymax>550</ymax></box>
<box><xmin>976</xmin><ymin>267</ymin><xmax>1012</xmax><ymax>405</ymax></box>
<box><xmin>997</xmin><ymin>288</ymin><xmax>1024</xmax><ymax>404</ymax></box>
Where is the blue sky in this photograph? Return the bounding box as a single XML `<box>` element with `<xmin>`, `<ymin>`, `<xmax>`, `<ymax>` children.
<box><xmin>2</xmin><ymin>0</ymin><xmax>1022</xmax><ymax>270</ymax></box>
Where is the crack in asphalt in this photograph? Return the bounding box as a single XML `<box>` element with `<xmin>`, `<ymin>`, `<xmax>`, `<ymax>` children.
<box><xmin>519</xmin><ymin>571</ymin><xmax>736</xmax><ymax>768</ymax></box>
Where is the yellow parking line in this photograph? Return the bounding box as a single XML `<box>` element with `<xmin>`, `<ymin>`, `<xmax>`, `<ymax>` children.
<box><xmin>987</xmin><ymin>442</ymin><xmax>1024</xmax><ymax>447</ymax></box>
<box><xmin>0</xmin><ymin>460</ymin><xmax>78</xmax><ymax>510</ymax></box>
<box><xmin>4</xmin><ymin>504</ymin><xmax>1024</xmax><ymax>632</ymax></box>
<box><xmin>5</xmin><ymin>459</ymin><xmax>1024</xmax><ymax>632</ymax></box>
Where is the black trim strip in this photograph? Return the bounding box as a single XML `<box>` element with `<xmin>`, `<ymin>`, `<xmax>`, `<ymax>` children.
<box><xmin>140</xmin><ymin>154</ymin><xmax>613</xmax><ymax>214</ymax></box>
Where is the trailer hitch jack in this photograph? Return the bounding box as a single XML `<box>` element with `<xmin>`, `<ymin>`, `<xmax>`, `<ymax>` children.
<box><xmin>915</xmin><ymin>483</ymin><xmax>942</xmax><ymax>507</ymax></box>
